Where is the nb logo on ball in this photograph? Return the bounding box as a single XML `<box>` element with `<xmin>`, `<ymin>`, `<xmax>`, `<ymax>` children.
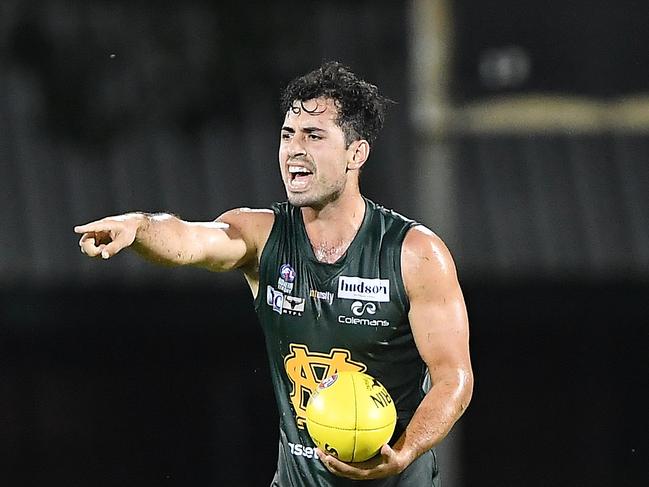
<box><xmin>324</xmin><ymin>443</ymin><xmax>339</xmax><ymax>457</ymax></box>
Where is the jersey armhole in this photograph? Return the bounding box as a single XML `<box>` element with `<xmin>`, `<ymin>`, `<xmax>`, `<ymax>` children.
<box><xmin>253</xmin><ymin>204</ymin><xmax>283</xmax><ymax>311</ymax></box>
<box><xmin>395</xmin><ymin>222</ymin><xmax>420</xmax><ymax>315</ymax></box>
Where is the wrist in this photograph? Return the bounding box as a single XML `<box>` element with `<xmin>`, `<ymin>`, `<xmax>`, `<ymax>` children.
<box><xmin>125</xmin><ymin>212</ymin><xmax>152</xmax><ymax>241</ymax></box>
<box><xmin>390</xmin><ymin>442</ymin><xmax>419</xmax><ymax>474</ymax></box>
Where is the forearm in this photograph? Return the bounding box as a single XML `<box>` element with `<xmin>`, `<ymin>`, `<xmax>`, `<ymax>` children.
<box><xmin>393</xmin><ymin>368</ymin><xmax>473</xmax><ymax>467</ymax></box>
<box><xmin>76</xmin><ymin>208</ymin><xmax>259</xmax><ymax>269</ymax></box>
<box><xmin>130</xmin><ymin>212</ymin><xmax>218</xmax><ymax>266</ymax></box>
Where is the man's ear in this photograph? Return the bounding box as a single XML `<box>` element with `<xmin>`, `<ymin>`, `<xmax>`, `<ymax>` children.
<box><xmin>347</xmin><ymin>140</ymin><xmax>370</xmax><ymax>171</ymax></box>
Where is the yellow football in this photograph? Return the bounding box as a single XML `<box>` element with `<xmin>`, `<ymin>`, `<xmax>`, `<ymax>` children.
<box><xmin>305</xmin><ymin>371</ymin><xmax>397</xmax><ymax>462</ymax></box>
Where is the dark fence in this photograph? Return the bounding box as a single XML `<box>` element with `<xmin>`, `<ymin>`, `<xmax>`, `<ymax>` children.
<box><xmin>0</xmin><ymin>283</ymin><xmax>277</xmax><ymax>486</ymax></box>
<box><xmin>462</xmin><ymin>279</ymin><xmax>648</xmax><ymax>487</ymax></box>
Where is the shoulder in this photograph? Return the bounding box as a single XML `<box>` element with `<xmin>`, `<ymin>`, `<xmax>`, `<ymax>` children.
<box><xmin>401</xmin><ymin>225</ymin><xmax>459</xmax><ymax>297</ymax></box>
<box><xmin>216</xmin><ymin>207</ymin><xmax>275</xmax><ymax>230</ymax></box>
<box><xmin>402</xmin><ymin>225</ymin><xmax>454</xmax><ymax>268</ymax></box>
<box><xmin>216</xmin><ymin>207</ymin><xmax>275</xmax><ymax>252</ymax></box>
<box><xmin>216</xmin><ymin>206</ymin><xmax>275</xmax><ymax>220</ymax></box>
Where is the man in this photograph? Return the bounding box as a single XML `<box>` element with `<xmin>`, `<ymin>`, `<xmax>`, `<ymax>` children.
<box><xmin>75</xmin><ymin>62</ymin><xmax>473</xmax><ymax>486</ymax></box>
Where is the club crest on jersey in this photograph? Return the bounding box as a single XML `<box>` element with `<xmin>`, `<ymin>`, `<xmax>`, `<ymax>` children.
<box><xmin>337</xmin><ymin>276</ymin><xmax>390</xmax><ymax>302</ymax></box>
<box><xmin>278</xmin><ymin>264</ymin><xmax>296</xmax><ymax>293</ymax></box>
<box><xmin>284</xmin><ymin>344</ymin><xmax>366</xmax><ymax>428</ymax></box>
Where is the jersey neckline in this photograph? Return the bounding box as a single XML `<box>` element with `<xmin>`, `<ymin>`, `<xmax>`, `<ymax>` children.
<box><xmin>295</xmin><ymin>196</ymin><xmax>372</xmax><ymax>272</ymax></box>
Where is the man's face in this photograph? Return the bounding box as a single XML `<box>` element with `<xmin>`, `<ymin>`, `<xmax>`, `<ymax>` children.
<box><xmin>279</xmin><ymin>97</ymin><xmax>355</xmax><ymax>208</ymax></box>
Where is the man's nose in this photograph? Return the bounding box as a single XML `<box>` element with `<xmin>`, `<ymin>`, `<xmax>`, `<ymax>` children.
<box><xmin>287</xmin><ymin>136</ymin><xmax>307</xmax><ymax>158</ymax></box>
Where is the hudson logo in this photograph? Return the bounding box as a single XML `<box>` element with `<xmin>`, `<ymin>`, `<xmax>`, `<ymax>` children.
<box><xmin>284</xmin><ymin>344</ymin><xmax>366</xmax><ymax>428</ymax></box>
<box><xmin>337</xmin><ymin>276</ymin><xmax>390</xmax><ymax>302</ymax></box>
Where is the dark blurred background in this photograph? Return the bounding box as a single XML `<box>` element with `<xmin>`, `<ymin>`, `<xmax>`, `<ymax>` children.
<box><xmin>1</xmin><ymin>1</ymin><xmax>647</xmax><ymax>486</ymax></box>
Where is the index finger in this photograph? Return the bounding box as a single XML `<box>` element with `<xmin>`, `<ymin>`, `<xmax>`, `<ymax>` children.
<box><xmin>74</xmin><ymin>221</ymin><xmax>109</xmax><ymax>234</ymax></box>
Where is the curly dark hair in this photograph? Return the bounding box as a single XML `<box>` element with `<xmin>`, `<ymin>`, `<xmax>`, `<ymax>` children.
<box><xmin>280</xmin><ymin>61</ymin><xmax>394</xmax><ymax>147</ymax></box>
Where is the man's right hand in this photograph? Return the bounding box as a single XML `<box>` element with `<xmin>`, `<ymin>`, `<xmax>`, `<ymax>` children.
<box><xmin>74</xmin><ymin>213</ymin><xmax>146</xmax><ymax>260</ymax></box>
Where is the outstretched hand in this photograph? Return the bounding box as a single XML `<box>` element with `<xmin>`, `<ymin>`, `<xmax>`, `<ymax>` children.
<box><xmin>74</xmin><ymin>214</ymin><xmax>143</xmax><ymax>260</ymax></box>
<box><xmin>316</xmin><ymin>443</ymin><xmax>407</xmax><ymax>480</ymax></box>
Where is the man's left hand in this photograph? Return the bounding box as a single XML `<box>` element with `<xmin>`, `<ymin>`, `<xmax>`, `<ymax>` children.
<box><xmin>316</xmin><ymin>444</ymin><xmax>407</xmax><ymax>480</ymax></box>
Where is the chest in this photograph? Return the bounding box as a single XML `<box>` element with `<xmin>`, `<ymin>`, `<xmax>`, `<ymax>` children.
<box><xmin>261</xmin><ymin>256</ymin><xmax>408</xmax><ymax>349</ymax></box>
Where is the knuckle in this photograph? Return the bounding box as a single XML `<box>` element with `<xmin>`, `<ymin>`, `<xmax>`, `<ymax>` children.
<box><xmin>82</xmin><ymin>244</ymin><xmax>98</xmax><ymax>256</ymax></box>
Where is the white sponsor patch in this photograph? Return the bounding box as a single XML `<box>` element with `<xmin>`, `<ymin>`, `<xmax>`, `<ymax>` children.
<box><xmin>284</xmin><ymin>295</ymin><xmax>305</xmax><ymax>313</ymax></box>
<box><xmin>266</xmin><ymin>286</ymin><xmax>305</xmax><ymax>316</ymax></box>
<box><xmin>337</xmin><ymin>276</ymin><xmax>390</xmax><ymax>302</ymax></box>
<box><xmin>267</xmin><ymin>285</ymin><xmax>284</xmax><ymax>315</ymax></box>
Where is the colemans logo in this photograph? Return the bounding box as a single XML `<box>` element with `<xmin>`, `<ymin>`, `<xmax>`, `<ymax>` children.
<box><xmin>284</xmin><ymin>344</ymin><xmax>366</xmax><ymax>428</ymax></box>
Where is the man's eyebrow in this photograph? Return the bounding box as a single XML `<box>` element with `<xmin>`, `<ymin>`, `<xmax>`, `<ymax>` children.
<box><xmin>281</xmin><ymin>126</ymin><xmax>326</xmax><ymax>134</ymax></box>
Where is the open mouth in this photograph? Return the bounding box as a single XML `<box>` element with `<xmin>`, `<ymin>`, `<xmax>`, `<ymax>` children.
<box><xmin>287</xmin><ymin>165</ymin><xmax>314</xmax><ymax>191</ymax></box>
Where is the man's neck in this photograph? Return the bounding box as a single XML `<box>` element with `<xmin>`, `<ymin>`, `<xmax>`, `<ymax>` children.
<box><xmin>300</xmin><ymin>193</ymin><xmax>366</xmax><ymax>263</ymax></box>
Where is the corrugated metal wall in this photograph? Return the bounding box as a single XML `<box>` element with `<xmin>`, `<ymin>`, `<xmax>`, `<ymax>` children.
<box><xmin>452</xmin><ymin>132</ymin><xmax>649</xmax><ymax>279</ymax></box>
<box><xmin>1</xmin><ymin>1</ymin><xmax>647</xmax><ymax>285</ymax></box>
<box><xmin>0</xmin><ymin>0</ymin><xmax>412</xmax><ymax>286</ymax></box>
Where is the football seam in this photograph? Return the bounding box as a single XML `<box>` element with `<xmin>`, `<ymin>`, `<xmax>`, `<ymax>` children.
<box><xmin>306</xmin><ymin>418</ymin><xmax>395</xmax><ymax>431</ymax></box>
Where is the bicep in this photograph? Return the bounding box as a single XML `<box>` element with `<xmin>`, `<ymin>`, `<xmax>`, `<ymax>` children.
<box><xmin>402</xmin><ymin>227</ymin><xmax>472</xmax><ymax>381</ymax></box>
<box><xmin>199</xmin><ymin>208</ymin><xmax>273</xmax><ymax>272</ymax></box>
<box><xmin>408</xmin><ymin>285</ymin><xmax>470</xmax><ymax>378</ymax></box>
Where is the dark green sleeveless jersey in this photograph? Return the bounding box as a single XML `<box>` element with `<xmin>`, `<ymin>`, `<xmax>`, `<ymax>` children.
<box><xmin>254</xmin><ymin>197</ymin><xmax>440</xmax><ymax>487</ymax></box>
